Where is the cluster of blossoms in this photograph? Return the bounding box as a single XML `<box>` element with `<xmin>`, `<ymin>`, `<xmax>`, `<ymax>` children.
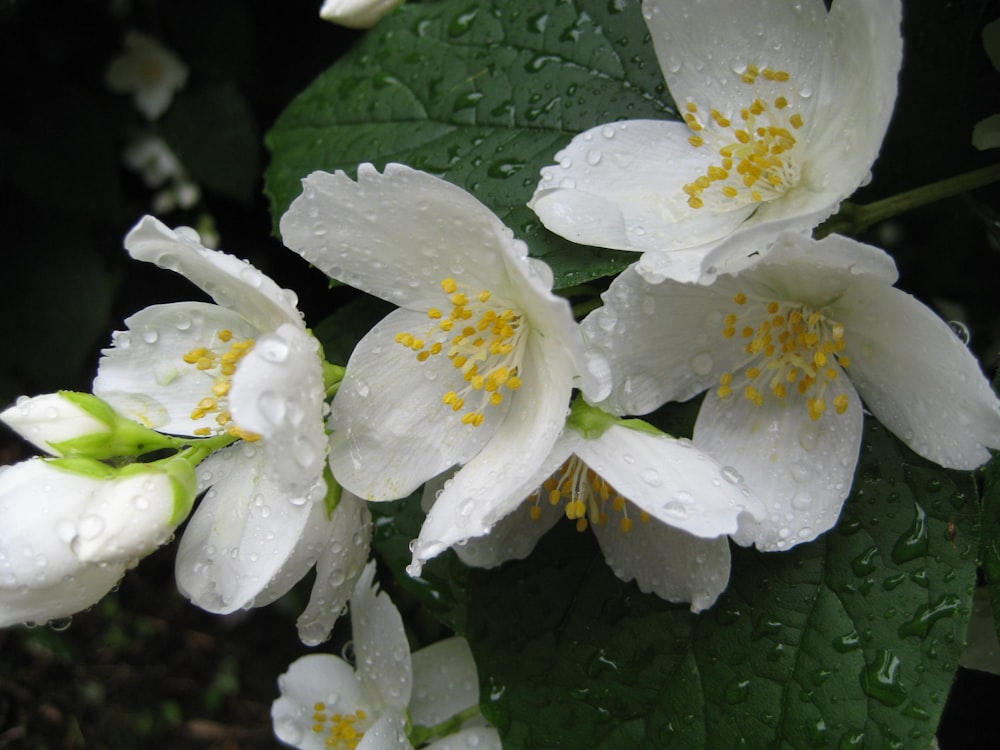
<box><xmin>4</xmin><ymin>1</ymin><xmax>1000</xmax><ymax>747</ymax></box>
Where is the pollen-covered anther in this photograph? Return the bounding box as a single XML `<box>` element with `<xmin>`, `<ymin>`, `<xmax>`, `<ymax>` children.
<box><xmin>310</xmin><ymin>701</ymin><xmax>369</xmax><ymax>749</ymax></box>
<box><xmin>182</xmin><ymin>330</ymin><xmax>257</xmax><ymax>439</ymax></box>
<box><xmin>716</xmin><ymin>294</ymin><xmax>850</xmax><ymax>420</ymax></box>
<box><xmin>528</xmin><ymin>458</ymin><xmax>636</xmax><ymax>535</ymax></box>
<box><xmin>681</xmin><ymin>65</ymin><xmax>804</xmax><ymax>210</ymax></box>
<box><xmin>397</xmin><ymin>277</ymin><xmax>527</xmax><ymax>427</ymax></box>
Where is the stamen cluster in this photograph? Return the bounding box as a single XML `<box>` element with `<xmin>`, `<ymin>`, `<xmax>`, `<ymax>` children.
<box><xmin>310</xmin><ymin>701</ymin><xmax>368</xmax><ymax>749</ymax></box>
<box><xmin>182</xmin><ymin>329</ymin><xmax>261</xmax><ymax>440</ymax></box>
<box><xmin>529</xmin><ymin>457</ymin><xmax>651</xmax><ymax>534</ymax></box>
<box><xmin>717</xmin><ymin>292</ymin><xmax>850</xmax><ymax>421</ymax></box>
<box><xmin>682</xmin><ymin>65</ymin><xmax>804</xmax><ymax>210</ymax></box>
<box><xmin>395</xmin><ymin>278</ymin><xmax>525</xmax><ymax>427</ymax></box>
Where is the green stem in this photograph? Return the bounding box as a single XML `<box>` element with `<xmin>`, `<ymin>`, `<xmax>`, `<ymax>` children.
<box><xmin>324</xmin><ymin>360</ymin><xmax>346</xmax><ymax>398</ymax></box>
<box><xmin>815</xmin><ymin>162</ymin><xmax>1000</xmax><ymax>239</ymax></box>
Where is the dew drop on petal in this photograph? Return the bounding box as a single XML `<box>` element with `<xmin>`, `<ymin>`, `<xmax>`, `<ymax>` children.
<box><xmin>690</xmin><ymin>353</ymin><xmax>713</xmax><ymax>375</ymax></box>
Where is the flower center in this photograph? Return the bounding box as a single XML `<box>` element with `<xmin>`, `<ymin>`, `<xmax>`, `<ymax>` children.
<box><xmin>311</xmin><ymin>702</ymin><xmax>369</xmax><ymax>750</ymax></box>
<box><xmin>528</xmin><ymin>457</ymin><xmax>651</xmax><ymax>534</ymax></box>
<box><xmin>183</xmin><ymin>329</ymin><xmax>261</xmax><ymax>441</ymax></box>
<box><xmin>395</xmin><ymin>277</ymin><xmax>525</xmax><ymax>427</ymax></box>
<box><xmin>681</xmin><ymin>65</ymin><xmax>805</xmax><ymax>210</ymax></box>
<box><xmin>716</xmin><ymin>292</ymin><xmax>851</xmax><ymax>420</ymax></box>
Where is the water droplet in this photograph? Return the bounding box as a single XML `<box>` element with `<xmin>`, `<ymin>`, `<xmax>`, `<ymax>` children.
<box><xmin>47</xmin><ymin>616</ymin><xmax>73</xmax><ymax>632</ymax></box>
<box><xmin>640</xmin><ymin>468</ymin><xmax>662</xmax><ymax>487</ymax></box>
<box><xmin>690</xmin><ymin>352</ymin><xmax>713</xmax><ymax>375</ymax></box>
<box><xmin>725</xmin><ymin>678</ymin><xmax>750</xmax><ymax>704</ymax></box>
<box><xmin>258</xmin><ymin>338</ymin><xmax>290</xmax><ymax>363</ymax></box>
<box><xmin>142</xmin><ymin>329</ymin><xmax>159</xmax><ymax>344</ymax></box>
<box><xmin>77</xmin><ymin>515</ymin><xmax>105</xmax><ymax>540</ymax></box>
<box><xmin>860</xmin><ymin>649</ymin><xmax>906</xmax><ymax>707</ymax></box>
<box><xmin>586</xmin><ymin>149</ymin><xmax>602</xmax><ymax>165</ymax></box>
<box><xmin>719</xmin><ymin>465</ymin><xmax>743</xmax><ymax>484</ymax></box>
<box><xmin>133</xmin><ymin>495</ymin><xmax>149</xmax><ymax>511</ymax></box>
<box><xmin>897</xmin><ymin>594</ymin><xmax>960</xmax><ymax>638</ymax></box>
<box><xmin>258</xmin><ymin>390</ymin><xmax>287</xmax><ymax>425</ymax></box>
<box><xmin>947</xmin><ymin>320</ymin><xmax>970</xmax><ymax>344</ymax></box>
<box><xmin>891</xmin><ymin>503</ymin><xmax>928</xmax><ymax>564</ymax></box>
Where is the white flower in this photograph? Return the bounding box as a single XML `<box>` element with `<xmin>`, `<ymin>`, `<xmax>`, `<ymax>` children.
<box><xmin>280</xmin><ymin>164</ymin><xmax>611</xmax><ymax>574</ymax></box>
<box><xmin>271</xmin><ymin>562</ymin><xmax>500</xmax><ymax>750</ymax></box>
<box><xmin>0</xmin><ymin>455</ymin><xmax>196</xmax><ymax>628</ymax></box>
<box><xmin>319</xmin><ymin>0</ymin><xmax>405</xmax><ymax>29</ymax></box>
<box><xmin>175</xmin><ymin>441</ymin><xmax>372</xmax><ymax>646</ymax></box>
<box><xmin>105</xmin><ymin>30</ymin><xmax>189</xmax><ymax>120</ymax></box>
<box><xmin>427</xmin><ymin>406</ymin><xmax>766</xmax><ymax>612</ymax></box>
<box><xmin>93</xmin><ymin>215</ymin><xmax>328</xmax><ymax>498</ymax></box>
<box><xmin>583</xmin><ymin>232</ymin><xmax>1000</xmax><ymax>550</ymax></box>
<box><xmin>973</xmin><ymin>19</ymin><xmax>1000</xmax><ymax>150</ymax></box>
<box><xmin>122</xmin><ymin>134</ymin><xmax>202</xmax><ymax>213</ymax></box>
<box><xmin>529</xmin><ymin>0</ymin><xmax>902</xmax><ymax>283</ymax></box>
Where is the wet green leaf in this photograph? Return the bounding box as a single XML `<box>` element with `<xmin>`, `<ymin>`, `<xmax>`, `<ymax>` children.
<box><xmin>265</xmin><ymin>0</ymin><xmax>672</xmax><ymax>288</ymax></box>
<box><xmin>465</xmin><ymin>419</ymin><xmax>978</xmax><ymax>749</ymax></box>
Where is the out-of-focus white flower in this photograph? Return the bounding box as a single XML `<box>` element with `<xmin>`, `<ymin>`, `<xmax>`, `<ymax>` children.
<box><xmin>319</xmin><ymin>0</ymin><xmax>405</xmax><ymax>29</ymax></box>
<box><xmin>0</xmin><ymin>455</ymin><xmax>196</xmax><ymax>628</ymax></box>
<box><xmin>530</xmin><ymin>0</ymin><xmax>902</xmax><ymax>283</ymax></box>
<box><xmin>123</xmin><ymin>135</ymin><xmax>202</xmax><ymax>213</ymax></box>
<box><xmin>583</xmin><ymin>231</ymin><xmax>1000</xmax><ymax>550</ymax></box>
<box><xmin>271</xmin><ymin>562</ymin><xmax>500</xmax><ymax>750</ymax></box>
<box><xmin>427</xmin><ymin>402</ymin><xmax>766</xmax><ymax>612</ymax></box>
<box><xmin>105</xmin><ymin>30</ymin><xmax>189</xmax><ymax>120</ymax></box>
<box><xmin>973</xmin><ymin>19</ymin><xmax>1000</xmax><ymax>150</ymax></box>
<box><xmin>280</xmin><ymin>164</ymin><xmax>611</xmax><ymax>576</ymax></box>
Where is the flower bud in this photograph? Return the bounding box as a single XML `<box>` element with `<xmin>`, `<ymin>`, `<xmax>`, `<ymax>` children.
<box><xmin>319</xmin><ymin>0</ymin><xmax>405</xmax><ymax>29</ymax></box>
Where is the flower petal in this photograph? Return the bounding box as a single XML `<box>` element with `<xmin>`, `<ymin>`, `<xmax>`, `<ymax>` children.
<box><xmin>409</xmin><ymin>332</ymin><xmax>575</xmax><ymax>572</ymax></box>
<box><xmin>272</xmin><ymin>653</ymin><xmax>364</xmax><ymax>750</ymax></box>
<box><xmin>351</xmin><ymin>561</ymin><xmax>413</xmax><ymax>712</ymax></box>
<box><xmin>694</xmin><ymin>377</ymin><xmax>863</xmax><ymax>551</ymax></box>
<box><xmin>594</xmin><ymin>517</ymin><xmax>732</xmax><ymax>612</ymax></box>
<box><xmin>174</xmin><ymin>443</ymin><xmax>326</xmax><ymax>613</ymax></box>
<box><xmin>576</xmin><ymin>424</ymin><xmax>764</xmax><ymax>538</ymax></box>
<box><xmin>328</xmin><ymin>308</ymin><xmax>501</xmax><ymax>501</ymax></box>
<box><xmin>644</xmin><ymin>0</ymin><xmax>828</xmax><ymax>129</ymax></box>
<box><xmin>94</xmin><ymin>301</ymin><xmax>256</xmax><ymax>436</ymax></box>
<box><xmin>358</xmin><ymin>711</ymin><xmax>412</xmax><ymax>750</ymax></box>
<box><xmin>409</xmin><ymin>637</ymin><xmax>480</xmax><ymax>727</ymax></box>
<box><xmin>834</xmin><ymin>277</ymin><xmax>1000</xmax><ymax>469</ymax></box>
<box><xmin>423</xmin><ymin>727</ymin><xmax>502</xmax><ymax>750</ymax></box>
<box><xmin>803</xmin><ymin>0</ymin><xmax>902</xmax><ymax>200</ymax></box>
<box><xmin>582</xmin><ymin>265</ymin><xmax>748</xmax><ymax>415</ymax></box>
<box><xmin>230</xmin><ymin>323</ymin><xmax>328</xmax><ymax>494</ymax></box>
<box><xmin>125</xmin><ymin>215</ymin><xmax>303</xmax><ymax>332</ymax></box>
<box><xmin>530</xmin><ymin>120</ymin><xmax>754</xmax><ymax>255</ymax></box>
<box><xmin>296</xmin><ymin>492</ymin><xmax>373</xmax><ymax>647</ymax></box>
<box><xmin>280</xmin><ymin>164</ymin><xmax>518</xmax><ymax>311</ymax></box>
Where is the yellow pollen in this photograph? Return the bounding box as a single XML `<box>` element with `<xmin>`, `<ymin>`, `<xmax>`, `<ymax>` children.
<box><xmin>716</xmin><ymin>294</ymin><xmax>850</xmax><ymax>420</ymax></box>
<box><xmin>181</xmin><ymin>330</ymin><xmax>256</xmax><ymax>439</ymax></box>
<box><xmin>528</xmin><ymin>458</ymin><xmax>635</xmax><ymax>536</ymax></box>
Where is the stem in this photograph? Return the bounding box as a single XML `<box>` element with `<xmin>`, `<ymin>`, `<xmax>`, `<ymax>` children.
<box><xmin>324</xmin><ymin>360</ymin><xmax>346</xmax><ymax>398</ymax></box>
<box><xmin>815</xmin><ymin>162</ymin><xmax>1000</xmax><ymax>239</ymax></box>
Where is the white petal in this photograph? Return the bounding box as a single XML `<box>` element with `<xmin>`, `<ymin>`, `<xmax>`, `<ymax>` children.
<box><xmin>358</xmin><ymin>711</ymin><xmax>412</xmax><ymax>750</ymax></box>
<box><xmin>230</xmin><ymin>324</ymin><xmax>328</xmax><ymax>494</ymax></box>
<box><xmin>834</xmin><ymin>278</ymin><xmax>1000</xmax><ymax>469</ymax></box>
<box><xmin>803</xmin><ymin>0</ymin><xmax>902</xmax><ymax>200</ymax></box>
<box><xmin>0</xmin><ymin>459</ymin><xmax>125</xmax><ymax>626</ymax></box>
<box><xmin>753</xmin><ymin>231</ymin><xmax>898</xmax><ymax>294</ymax></box>
<box><xmin>409</xmin><ymin>637</ymin><xmax>480</xmax><ymax>727</ymax></box>
<box><xmin>972</xmin><ymin>113</ymin><xmax>1000</xmax><ymax>150</ymax></box>
<box><xmin>125</xmin><ymin>216</ymin><xmax>303</xmax><ymax>331</ymax></box>
<box><xmin>694</xmin><ymin>379</ymin><xmax>863</xmax><ymax>551</ymax></box>
<box><xmin>297</xmin><ymin>493</ymin><xmax>373</xmax><ymax>647</ymax></box>
<box><xmin>576</xmin><ymin>424</ymin><xmax>764</xmax><ymax>538</ymax></box>
<box><xmin>410</xmin><ymin>333</ymin><xmax>575</xmax><ymax>572</ymax></box>
<box><xmin>94</xmin><ymin>301</ymin><xmax>256</xmax><ymax>436</ymax></box>
<box><xmin>280</xmin><ymin>165</ymin><xmax>517</xmax><ymax>310</ymax></box>
<box><xmin>328</xmin><ymin>309</ymin><xmax>500</xmax><ymax>501</ymax></box>
<box><xmin>581</xmin><ymin>265</ymin><xmax>746</xmax><ymax>415</ymax></box>
<box><xmin>174</xmin><ymin>444</ymin><xmax>325</xmax><ymax>613</ymax></box>
<box><xmin>70</xmin><ymin>469</ymin><xmax>179</xmax><ymax>565</ymax></box>
<box><xmin>271</xmin><ymin>654</ymin><xmax>365</xmax><ymax>750</ymax></box>
<box><xmin>530</xmin><ymin>120</ymin><xmax>754</xmax><ymax>254</ymax></box>
<box><xmin>351</xmin><ymin>562</ymin><xmax>413</xmax><ymax>712</ymax></box>
<box><xmin>423</xmin><ymin>727</ymin><xmax>502</xmax><ymax>750</ymax></box>
<box><xmin>644</xmin><ymin>0</ymin><xmax>828</xmax><ymax>127</ymax></box>
<box><xmin>595</xmin><ymin>518</ymin><xmax>732</xmax><ymax>612</ymax></box>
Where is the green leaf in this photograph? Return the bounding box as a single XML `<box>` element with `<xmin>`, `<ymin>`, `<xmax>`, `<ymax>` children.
<box><xmin>265</xmin><ymin>0</ymin><xmax>674</xmax><ymax>288</ymax></box>
<box><xmin>162</xmin><ymin>82</ymin><xmax>260</xmax><ymax>204</ymax></box>
<box><xmin>465</xmin><ymin>419</ymin><xmax>978</xmax><ymax>749</ymax></box>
